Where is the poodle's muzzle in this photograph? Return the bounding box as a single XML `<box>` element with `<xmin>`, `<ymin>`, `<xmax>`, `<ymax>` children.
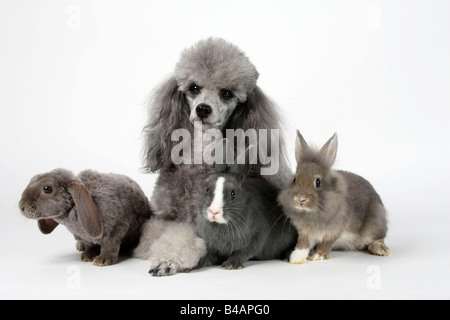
<box><xmin>187</xmin><ymin>90</ymin><xmax>239</xmax><ymax>131</ymax></box>
<box><xmin>196</xmin><ymin>103</ymin><xmax>212</xmax><ymax>119</ymax></box>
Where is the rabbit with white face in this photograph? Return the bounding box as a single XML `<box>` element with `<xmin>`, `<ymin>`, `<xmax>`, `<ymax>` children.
<box><xmin>278</xmin><ymin>131</ymin><xmax>390</xmax><ymax>264</ymax></box>
<box><xmin>195</xmin><ymin>163</ymin><xmax>297</xmax><ymax>270</ymax></box>
<box><xmin>19</xmin><ymin>169</ymin><xmax>152</xmax><ymax>266</ymax></box>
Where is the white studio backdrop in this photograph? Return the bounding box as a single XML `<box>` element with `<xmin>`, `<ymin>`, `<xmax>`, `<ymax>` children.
<box><xmin>1</xmin><ymin>0</ymin><xmax>449</xmax><ymax>299</ymax></box>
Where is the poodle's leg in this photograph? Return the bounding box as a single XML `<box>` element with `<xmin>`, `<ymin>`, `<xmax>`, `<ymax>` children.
<box><xmin>136</xmin><ymin>219</ymin><xmax>207</xmax><ymax>276</ymax></box>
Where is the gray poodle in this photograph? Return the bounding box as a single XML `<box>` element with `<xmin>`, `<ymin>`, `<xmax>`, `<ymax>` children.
<box><xmin>134</xmin><ymin>37</ymin><xmax>292</xmax><ymax>276</ymax></box>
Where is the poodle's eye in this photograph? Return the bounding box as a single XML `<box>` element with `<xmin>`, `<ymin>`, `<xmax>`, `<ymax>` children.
<box><xmin>230</xmin><ymin>190</ymin><xmax>236</xmax><ymax>200</ymax></box>
<box><xmin>220</xmin><ymin>89</ymin><xmax>234</xmax><ymax>100</ymax></box>
<box><xmin>188</xmin><ymin>84</ymin><xmax>201</xmax><ymax>95</ymax></box>
<box><xmin>315</xmin><ymin>178</ymin><xmax>321</xmax><ymax>188</ymax></box>
<box><xmin>43</xmin><ymin>186</ymin><xmax>53</xmax><ymax>194</ymax></box>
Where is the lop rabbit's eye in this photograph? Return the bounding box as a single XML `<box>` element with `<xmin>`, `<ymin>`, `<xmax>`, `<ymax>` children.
<box><xmin>43</xmin><ymin>186</ymin><xmax>53</xmax><ymax>194</ymax></box>
<box><xmin>315</xmin><ymin>178</ymin><xmax>321</xmax><ymax>188</ymax></box>
<box><xmin>230</xmin><ymin>190</ymin><xmax>236</xmax><ymax>200</ymax></box>
<box><xmin>206</xmin><ymin>188</ymin><xmax>210</xmax><ymax>193</ymax></box>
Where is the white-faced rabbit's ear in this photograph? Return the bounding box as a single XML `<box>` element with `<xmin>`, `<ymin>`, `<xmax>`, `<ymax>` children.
<box><xmin>67</xmin><ymin>182</ymin><xmax>103</xmax><ymax>239</ymax></box>
<box><xmin>229</xmin><ymin>145</ymin><xmax>253</xmax><ymax>183</ymax></box>
<box><xmin>215</xmin><ymin>138</ymin><xmax>229</xmax><ymax>174</ymax></box>
<box><xmin>295</xmin><ymin>130</ymin><xmax>309</xmax><ymax>163</ymax></box>
<box><xmin>38</xmin><ymin>219</ymin><xmax>59</xmax><ymax>234</ymax></box>
<box><xmin>319</xmin><ymin>133</ymin><xmax>338</xmax><ymax>168</ymax></box>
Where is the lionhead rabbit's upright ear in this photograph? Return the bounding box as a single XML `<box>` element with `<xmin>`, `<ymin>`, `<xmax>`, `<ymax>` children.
<box><xmin>295</xmin><ymin>130</ymin><xmax>309</xmax><ymax>164</ymax></box>
<box><xmin>319</xmin><ymin>133</ymin><xmax>338</xmax><ymax>168</ymax></box>
<box><xmin>67</xmin><ymin>182</ymin><xmax>102</xmax><ymax>239</ymax></box>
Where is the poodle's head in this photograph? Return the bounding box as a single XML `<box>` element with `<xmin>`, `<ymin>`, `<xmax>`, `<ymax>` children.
<box><xmin>174</xmin><ymin>37</ymin><xmax>259</xmax><ymax>130</ymax></box>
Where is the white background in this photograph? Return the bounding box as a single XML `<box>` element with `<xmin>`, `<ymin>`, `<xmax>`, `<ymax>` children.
<box><xmin>1</xmin><ymin>0</ymin><xmax>449</xmax><ymax>300</ymax></box>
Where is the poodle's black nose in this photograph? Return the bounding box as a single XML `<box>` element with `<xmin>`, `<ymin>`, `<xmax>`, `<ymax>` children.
<box><xmin>196</xmin><ymin>104</ymin><xmax>212</xmax><ymax>119</ymax></box>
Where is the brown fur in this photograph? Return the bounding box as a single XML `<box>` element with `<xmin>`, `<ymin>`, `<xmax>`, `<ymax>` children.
<box><xmin>278</xmin><ymin>131</ymin><xmax>390</xmax><ymax>263</ymax></box>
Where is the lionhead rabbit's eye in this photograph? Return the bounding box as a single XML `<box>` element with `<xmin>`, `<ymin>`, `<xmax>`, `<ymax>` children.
<box><xmin>43</xmin><ymin>186</ymin><xmax>53</xmax><ymax>194</ymax></box>
<box><xmin>315</xmin><ymin>178</ymin><xmax>321</xmax><ymax>188</ymax></box>
<box><xmin>230</xmin><ymin>190</ymin><xmax>236</xmax><ymax>200</ymax></box>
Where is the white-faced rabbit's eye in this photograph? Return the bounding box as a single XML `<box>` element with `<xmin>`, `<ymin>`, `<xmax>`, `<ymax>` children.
<box><xmin>315</xmin><ymin>178</ymin><xmax>321</xmax><ymax>188</ymax></box>
<box><xmin>43</xmin><ymin>186</ymin><xmax>53</xmax><ymax>194</ymax></box>
<box><xmin>230</xmin><ymin>190</ymin><xmax>236</xmax><ymax>200</ymax></box>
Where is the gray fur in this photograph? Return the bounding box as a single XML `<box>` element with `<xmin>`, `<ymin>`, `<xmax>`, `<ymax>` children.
<box><xmin>142</xmin><ymin>37</ymin><xmax>291</xmax><ymax>187</ymax></box>
<box><xmin>277</xmin><ymin>131</ymin><xmax>390</xmax><ymax>264</ymax></box>
<box><xmin>195</xmin><ymin>166</ymin><xmax>297</xmax><ymax>270</ymax></box>
<box><xmin>138</xmin><ymin>38</ymin><xmax>292</xmax><ymax>276</ymax></box>
<box><xmin>19</xmin><ymin>169</ymin><xmax>152</xmax><ymax>266</ymax></box>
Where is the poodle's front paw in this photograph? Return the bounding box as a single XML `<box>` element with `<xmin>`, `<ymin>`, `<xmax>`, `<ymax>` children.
<box><xmin>148</xmin><ymin>259</ymin><xmax>180</xmax><ymax>277</ymax></box>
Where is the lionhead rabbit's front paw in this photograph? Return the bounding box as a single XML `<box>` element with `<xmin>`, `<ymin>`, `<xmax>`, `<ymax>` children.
<box><xmin>289</xmin><ymin>248</ymin><xmax>309</xmax><ymax>264</ymax></box>
<box><xmin>307</xmin><ymin>252</ymin><xmax>330</xmax><ymax>261</ymax></box>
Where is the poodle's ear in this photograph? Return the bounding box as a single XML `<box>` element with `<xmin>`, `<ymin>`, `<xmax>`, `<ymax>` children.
<box><xmin>142</xmin><ymin>76</ymin><xmax>192</xmax><ymax>172</ymax></box>
<box><xmin>227</xmin><ymin>86</ymin><xmax>290</xmax><ymax>187</ymax></box>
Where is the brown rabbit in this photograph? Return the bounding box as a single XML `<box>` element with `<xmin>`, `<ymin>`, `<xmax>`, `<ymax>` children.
<box><xmin>278</xmin><ymin>131</ymin><xmax>390</xmax><ymax>264</ymax></box>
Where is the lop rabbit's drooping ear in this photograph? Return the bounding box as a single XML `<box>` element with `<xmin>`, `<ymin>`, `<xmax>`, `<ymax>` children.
<box><xmin>67</xmin><ymin>182</ymin><xmax>102</xmax><ymax>239</ymax></box>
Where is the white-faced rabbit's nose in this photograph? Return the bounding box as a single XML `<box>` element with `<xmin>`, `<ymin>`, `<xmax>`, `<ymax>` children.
<box><xmin>210</xmin><ymin>209</ymin><xmax>219</xmax><ymax>216</ymax></box>
<box><xmin>207</xmin><ymin>207</ymin><xmax>227</xmax><ymax>224</ymax></box>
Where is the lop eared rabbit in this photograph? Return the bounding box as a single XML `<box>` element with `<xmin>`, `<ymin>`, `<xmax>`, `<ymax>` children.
<box><xmin>278</xmin><ymin>131</ymin><xmax>390</xmax><ymax>264</ymax></box>
<box><xmin>19</xmin><ymin>169</ymin><xmax>152</xmax><ymax>266</ymax></box>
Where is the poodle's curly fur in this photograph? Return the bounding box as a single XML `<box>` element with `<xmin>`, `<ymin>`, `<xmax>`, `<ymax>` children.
<box><xmin>134</xmin><ymin>37</ymin><xmax>292</xmax><ymax>276</ymax></box>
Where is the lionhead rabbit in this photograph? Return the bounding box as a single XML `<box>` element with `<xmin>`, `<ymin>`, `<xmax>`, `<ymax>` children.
<box><xmin>278</xmin><ymin>131</ymin><xmax>390</xmax><ymax>264</ymax></box>
<box><xmin>19</xmin><ymin>169</ymin><xmax>152</xmax><ymax>266</ymax></box>
<box><xmin>195</xmin><ymin>160</ymin><xmax>297</xmax><ymax>270</ymax></box>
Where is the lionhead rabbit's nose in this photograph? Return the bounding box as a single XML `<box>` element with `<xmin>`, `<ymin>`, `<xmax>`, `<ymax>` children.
<box><xmin>196</xmin><ymin>104</ymin><xmax>212</xmax><ymax>119</ymax></box>
<box><xmin>294</xmin><ymin>196</ymin><xmax>309</xmax><ymax>206</ymax></box>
